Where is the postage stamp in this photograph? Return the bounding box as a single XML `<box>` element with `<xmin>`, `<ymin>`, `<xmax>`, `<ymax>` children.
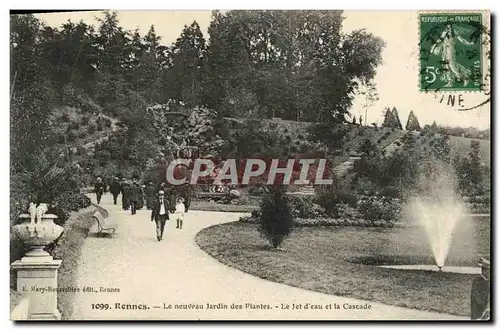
<box><xmin>419</xmin><ymin>12</ymin><xmax>483</xmax><ymax>92</ymax></box>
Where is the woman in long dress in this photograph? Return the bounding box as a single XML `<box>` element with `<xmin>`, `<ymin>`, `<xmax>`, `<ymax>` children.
<box><xmin>430</xmin><ymin>23</ymin><xmax>474</xmax><ymax>87</ymax></box>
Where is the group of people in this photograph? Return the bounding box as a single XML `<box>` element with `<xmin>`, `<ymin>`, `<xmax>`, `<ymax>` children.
<box><xmin>93</xmin><ymin>176</ymin><xmax>192</xmax><ymax>241</ymax></box>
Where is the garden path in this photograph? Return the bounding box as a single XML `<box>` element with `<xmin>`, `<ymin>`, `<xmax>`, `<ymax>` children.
<box><xmin>71</xmin><ymin>194</ymin><xmax>466</xmax><ymax>320</ymax></box>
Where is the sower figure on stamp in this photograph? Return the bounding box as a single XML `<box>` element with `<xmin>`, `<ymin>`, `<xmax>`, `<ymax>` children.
<box><xmin>151</xmin><ymin>190</ymin><xmax>170</xmax><ymax>241</ymax></box>
<box><xmin>109</xmin><ymin>177</ymin><xmax>121</xmax><ymax>205</ymax></box>
<box><xmin>94</xmin><ymin>177</ymin><xmax>105</xmax><ymax>204</ymax></box>
<box><xmin>471</xmin><ymin>257</ymin><xmax>490</xmax><ymax>320</ymax></box>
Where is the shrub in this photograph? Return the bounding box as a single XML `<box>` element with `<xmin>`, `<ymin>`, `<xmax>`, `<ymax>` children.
<box><xmin>50</xmin><ymin>193</ymin><xmax>92</xmax><ymax>225</ymax></box>
<box><xmin>80</xmin><ymin>115</ymin><xmax>90</xmax><ymax>125</ymax></box>
<box><xmin>357</xmin><ymin>195</ymin><xmax>402</xmax><ymax>223</ymax></box>
<box><xmin>70</xmin><ymin>122</ymin><xmax>80</xmax><ymax>130</ymax></box>
<box><xmin>67</xmin><ymin>131</ymin><xmax>77</xmax><ymax>142</ymax></box>
<box><xmin>88</xmin><ymin>124</ymin><xmax>97</xmax><ymax>134</ymax></box>
<box><xmin>258</xmin><ymin>185</ymin><xmax>294</xmax><ymax>249</ymax></box>
<box><xmin>288</xmin><ymin>196</ymin><xmax>326</xmax><ymax>219</ymax></box>
<box><xmin>61</xmin><ymin>113</ymin><xmax>71</xmax><ymax>122</ymax></box>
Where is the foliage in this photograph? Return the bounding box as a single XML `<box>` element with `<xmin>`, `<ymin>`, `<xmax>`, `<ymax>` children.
<box><xmin>382</xmin><ymin>107</ymin><xmax>402</xmax><ymax>129</ymax></box>
<box><xmin>287</xmin><ymin>196</ymin><xmax>326</xmax><ymax>219</ymax></box>
<box><xmin>50</xmin><ymin>193</ymin><xmax>92</xmax><ymax>225</ymax></box>
<box><xmin>258</xmin><ymin>185</ymin><xmax>294</xmax><ymax>248</ymax></box>
<box><xmin>405</xmin><ymin>110</ymin><xmax>421</xmax><ymax>131</ymax></box>
<box><xmin>357</xmin><ymin>195</ymin><xmax>402</xmax><ymax>223</ymax></box>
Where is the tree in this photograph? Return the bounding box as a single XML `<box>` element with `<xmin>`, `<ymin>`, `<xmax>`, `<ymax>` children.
<box><xmin>258</xmin><ymin>184</ymin><xmax>294</xmax><ymax>249</ymax></box>
<box><xmin>405</xmin><ymin>110</ymin><xmax>421</xmax><ymax>131</ymax></box>
<box><xmin>169</xmin><ymin>21</ymin><xmax>206</xmax><ymax>106</ymax></box>
<box><xmin>431</xmin><ymin>121</ymin><xmax>438</xmax><ymax>132</ymax></box>
<box><xmin>202</xmin><ymin>10</ymin><xmax>385</xmax><ymax>123</ymax></box>
<box><xmin>382</xmin><ymin>107</ymin><xmax>397</xmax><ymax>128</ymax></box>
<box><xmin>391</xmin><ymin>107</ymin><xmax>403</xmax><ymax>130</ymax></box>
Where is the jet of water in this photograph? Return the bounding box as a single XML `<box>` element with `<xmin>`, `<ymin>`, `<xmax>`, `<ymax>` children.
<box><xmin>413</xmin><ymin>196</ymin><xmax>465</xmax><ymax>268</ymax></box>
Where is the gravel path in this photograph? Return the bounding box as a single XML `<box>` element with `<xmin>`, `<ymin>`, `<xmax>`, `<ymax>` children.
<box><xmin>71</xmin><ymin>194</ymin><xmax>466</xmax><ymax>320</ymax></box>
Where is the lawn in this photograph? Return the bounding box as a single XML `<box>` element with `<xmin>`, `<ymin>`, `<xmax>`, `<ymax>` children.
<box><xmin>196</xmin><ymin>215</ymin><xmax>489</xmax><ymax>317</ymax></box>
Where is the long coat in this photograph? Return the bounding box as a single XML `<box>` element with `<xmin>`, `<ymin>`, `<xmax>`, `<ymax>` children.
<box><xmin>129</xmin><ymin>183</ymin><xmax>141</xmax><ymax>202</ymax></box>
<box><xmin>150</xmin><ymin>196</ymin><xmax>171</xmax><ymax>222</ymax></box>
<box><xmin>110</xmin><ymin>181</ymin><xmax>121</xmax><ymax>195</ymax></box>
<box><xmin>471</xmin><ymin>276</ymin><xmax>490</xmax><ymax>320</ymax></box>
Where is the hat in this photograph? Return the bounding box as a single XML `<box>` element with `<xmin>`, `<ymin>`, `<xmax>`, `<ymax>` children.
<box><xmin>478</xmin><ymin>258</ymin><xmax>490</xmax><ymax>269</ymax></box>
<box><xmin>158</xmin><ymin>190</ymin><xmax>165</xmax><ymax>195</ymax></box>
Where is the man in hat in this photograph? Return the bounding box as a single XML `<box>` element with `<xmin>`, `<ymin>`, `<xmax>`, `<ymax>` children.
<box><xmin>94</xmin><ymin>177</ymin><xmax>105</xmax><ymax>204</ymax></box>
<box><xmin>109</xmin><ymin>177</ymin><xmax>121</xmax><ymax>205</ymax></box>
<box><xmin>151</xmin><ymin>190</ymin><xmax>171</xmax><ymax>241</ymax></box>
<box><xmin>471</xmin><ymin>257</ymin><xmax>490</xmax><ymax>320</ymax></box>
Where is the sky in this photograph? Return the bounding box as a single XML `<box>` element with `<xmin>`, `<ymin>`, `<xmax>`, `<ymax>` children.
<box><xmin>36</xmin><ymin>10</ymin><xmax>491</xmax><ymax>130</ymax></box>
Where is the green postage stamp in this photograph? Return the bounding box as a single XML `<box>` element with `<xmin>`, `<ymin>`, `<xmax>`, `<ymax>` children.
<box><xmin>419</xmin><ymin>12</ymin><xmax>483</xmax><ymax>92</ymax></box>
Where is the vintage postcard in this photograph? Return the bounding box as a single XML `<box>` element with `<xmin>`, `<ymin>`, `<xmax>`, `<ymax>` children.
<box><xmin>10</xmin><ymin>10</ymin><xmax>491</xmax><ymax>321</ymax></box>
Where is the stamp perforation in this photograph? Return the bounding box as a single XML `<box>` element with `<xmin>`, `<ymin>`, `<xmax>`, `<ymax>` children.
<box><xmin>417</xmin><ymin>10</ymin><xmax>490</xmax><ymax>94</ymax></box>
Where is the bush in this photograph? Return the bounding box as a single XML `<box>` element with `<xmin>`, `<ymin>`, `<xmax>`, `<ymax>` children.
<box><xmin>314</xmin><ymin>191</ymin><xmax>358</xmax><ymax>217</ymax></box>
<box><xmin>50</xmin><ymin>193</ymin><xmax>92</xmax><ymax>225</ymax></box>
<box><xmin>258</xmin><ymin>185</ymin><xmax>294</xmax><ymax>249</ymax></box>
<box><xmin>288</xmin><ymin>196</ymin><xmax>326</xmax><ymax>219</ymax></box>
<box><xmin>61</xmin><ymin>113</ymin><xmax>71</xmax><ymax>122</ymax></box>
<box><xmin>357</xmin><ymin>195</ymin><xmax>402</xmax><ymax>223</ymax></box>
<box><xmin>80</xmin><ymin>115</ymin><xmax>90</xmax><ymax>125</ymax></box>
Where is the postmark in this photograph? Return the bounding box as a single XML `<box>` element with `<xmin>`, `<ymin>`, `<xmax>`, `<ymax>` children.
<box><xmin>419</xmin><ymin>12</ymin><xmax>483</xmax><ymax>92</ymax></box>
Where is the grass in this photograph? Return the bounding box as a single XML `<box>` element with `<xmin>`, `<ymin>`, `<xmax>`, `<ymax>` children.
<box><xmin>50</xmin><ymin>204</ymin><xmax>107</xmax><ymax>320</ymax></box>
<box><xmin>196</xmin><ymin>215</ymin><xmax>490</xmax><ymax>317</ymax></box>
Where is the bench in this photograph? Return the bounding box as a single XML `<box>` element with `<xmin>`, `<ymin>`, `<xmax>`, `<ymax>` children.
<box><xmin>92</xmin><ymin>211</ymin><xmax>116</xmax><ymax>236</ymax></box>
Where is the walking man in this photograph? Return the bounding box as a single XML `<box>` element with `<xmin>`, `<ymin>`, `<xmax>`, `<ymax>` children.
<box><xmin>121</xmin><ymin>179</ymin><xmax>130</xmax><ymax>210</ymax></box>
<box><xmin>94</xmin><ymin>177</ymin><xmax>105</xmax><ymax>204</ymax></box>
<box><xmin>109</xmin><ymin>177</ymin><xmax>121</xmax><ymax>205</ymax></box>
<box><xmin>129</xmin><ymin>178</ymin><xmax>141</xmax><ymax>215</ymax></box>
<box><xmin>151</xmin><ymin>190</ymin><xmax>170</xmax><ymax>241</ymax></box>
<box><xmin>471</xmin><ymin>257</ymin><xmax>490</xmax><ymax>320</ymax></box>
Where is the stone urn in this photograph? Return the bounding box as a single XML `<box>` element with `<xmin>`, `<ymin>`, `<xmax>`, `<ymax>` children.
<box><xmin>13</xmin><ymin>212</ymin><xmax>64</xmax><ymax>263</ymax></box>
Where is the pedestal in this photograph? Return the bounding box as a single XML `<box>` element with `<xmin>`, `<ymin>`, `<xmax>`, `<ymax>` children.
<box><xmin>11</xmin><ymin>256</ymin><xmax>62</xmax><ymax>320</ymax></box>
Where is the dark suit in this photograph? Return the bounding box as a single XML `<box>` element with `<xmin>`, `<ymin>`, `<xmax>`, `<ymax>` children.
<box><xmin>471</xmin><ymin>276</ymin><xmax>490</xmax><ymax>320</ymax></box>
<box><xmin>109</xmin><ymin>181</ymin><xmax>121</xmax><ymax>205</ymax></box>
<box><xmin>121</xmin><ymin>183</ymin><xmax>130</xmax><ymax>210</ymax></box>
<box><xmin>151</xmin><ymin>196</ymin><xmax>171</xmax><ymax>240</ymax></box>
<box><xmin>94</xmin><ymin>182</ymin><xmax>105</xmax><ymax>204</ymax></box>
<box><xmin>129</xmin><ymin>183</ymin><xmax>141</xmax><ymax>215</ymax></box>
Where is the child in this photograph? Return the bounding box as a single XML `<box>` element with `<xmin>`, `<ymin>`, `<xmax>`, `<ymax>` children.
<box><xmin>174</xmin><ymin>197</ymin><xmax>186</xmax><ymax>229</ymax></box>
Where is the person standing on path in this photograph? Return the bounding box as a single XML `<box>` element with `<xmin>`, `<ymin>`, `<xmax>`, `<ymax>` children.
<box><xmin>109</xmin><ymin>177</ymin><xmax>121</xmax><ymax>205</ymax></box>
<box><xmin>471</xmin><ymin>257</ymin><xmax>490</xmax><ymax>320</ymax></box>
<box><xmin>129</xmin><ymin>178</ymin><xmax>141</xmax><ymax>215</ymax></box>
<box><xmin>174</xmin><ymin>197</ymin><xmax>186</xmax><ymax>229</ymax></box>
<box><xmin>145</xmin><ymin>181</ymin><xmax>156</xmax><ymax>210</ymax></box>
<box><xmin>121</xmin><ymin>179</ymin><xmax>130</xmax><ymax>210</ymax></box>
<box><xmin>151</xmin><ymin>190</ymin><xmax>170</xmax><ymax>241</ymax></box>
<box><xmin>94</xmin><ymin>177</ymin><xmax>105</xmax><ymax>204</ymax></box>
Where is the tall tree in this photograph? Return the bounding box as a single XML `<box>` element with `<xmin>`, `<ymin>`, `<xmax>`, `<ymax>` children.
<box><xmin>405</xmin><ymin>110</ymin><xmax>421</xmax><ymax>131</ymax></box>
<box><xmin>169</xmin><ymin>21</ymin><xmax>206</xmax><ymax>106</ymax></box>
<box><xmin>391</xmin><ymin>107</ymin><xmax>403</xmax><ymax>130</ymax></box>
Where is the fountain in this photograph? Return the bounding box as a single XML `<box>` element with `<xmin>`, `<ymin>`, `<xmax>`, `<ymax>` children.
<box><xmin>413</xmin><ymin>195</ymin><xmax>466</xmax><ymax>270</ymax></box>
<box><xmin>376</xmin><ymin>159</ymin><xmax>482</xmax><ymax>275</ymax></box>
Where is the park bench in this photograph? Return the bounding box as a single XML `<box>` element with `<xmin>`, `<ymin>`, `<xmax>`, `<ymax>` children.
<box><xmin>92</xmin><ymin>210</ymin><xmax>116</xmax><ymax>236</ymax></box>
